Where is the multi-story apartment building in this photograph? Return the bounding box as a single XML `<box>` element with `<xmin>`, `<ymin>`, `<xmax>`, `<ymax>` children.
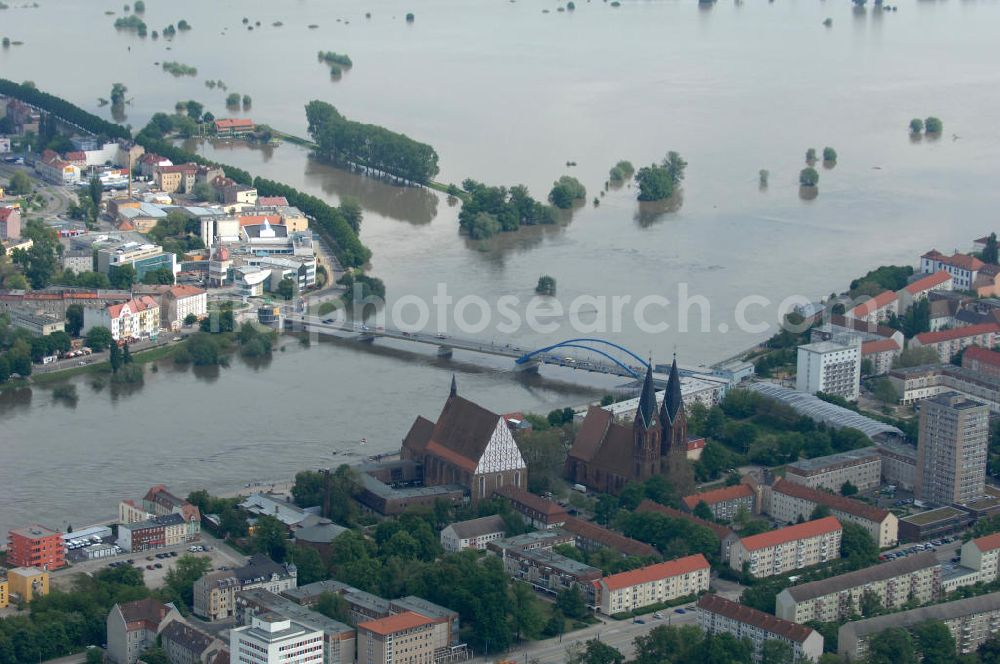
<box><xmin>154</xmin><ymin>163</ymin><xmax>198</xmax><ymax>193</ymax></box>
<box><xmin>729</xmin><ymin>517</ymin><xmax>842</xmax><ymax>578</ymax></box>
<box><xmin>915</xmin><ymin>391</ymin><xmax>989</xmax><ymax>505</ymax></box>
<box><xmin>897</xmin><ymin>270</ymin><xmax>953</xmax><ymax>310</ymax></box>
<box><xmin>960</xmin><ymin>533</ymin><xmax>1000</xmax><ymax>585</ymax></box>
<box><xmin>698</xmin><ymin>594</ymin><xmax>824</xmax><ymax>663</ymax></box>
<box><xmin>493</xmin><ymin>485</ymin><xmax>568</xmax><ymax>528</ymax></box>
<box><xmin>357</xmin><ymin>612</ymin><xmax>436</xmax><ymax>664</ymax></box>
<box><xmin>766</xmin><ymin>478</ymin><xmax>899</xmax><ymax>548</ymax></box>
<box><xmin>775</xmin><ymin>551</ymin><xmax>941</xmax><ymax>623</ymax></box>
<box><xmin>6</xmin><ymin>524</ymin><xmax>65</xmax><ymax>570</ymax></box>
<box><xmin>491</xmin><ymin>541</ymin><xmax>602</xmax><ymax>598</ymax></box>
<box><xmin>784</xmin><ymin>448</ymin><xmax>882</xmax><ymax>493</ymax></box>
<box><xmin>861</xmin><ymin>338</ymin><xmax>902</xmax><ymax>376</ymax></box>
<box><xmin>592</xmin><ymin>554</ymin><xmax>710</xmax><ymax>615</ymax></box>
<box><xmin>106</xmin><ymin>598</ymin><xmax>182</xmax><ymax>664</ymax></box>
<box><xmin>231</xmin><ymin>613</ymin><xmax>324</xmax><ymax>664</ymax></box>
<box><xmin>561</xmin><ymin>515</ymin><xmax>659</xmax><ymax>558</ymax></box>
<box><xmin>839</xmin><ymin>592</ymin><xmax>1000</xmax><ymax>660</ymax></box>
<box><xmin>681</xmin><ymin>484</ymin><xmax>755</xmax><ymax>521</ymax></box>
<box><xmin>83</xmin><ymin>295</ymin><xmax>162</xmax><ymax>342</ymax></box>
<box><xmin>236</xmin><ymin>589</ymin><xmax>356</xmax><ymax>664</ymax></box>
<box><xmin>439</xmin><ymin>515</ymin><xmax>507</xmax><ymax>553</ymax></box>
<box><xmin>919</xmin><ymin>250</ymin><xmax>983</xmax><ymax>290</ymax></box>
<box><xmin>876</xmin><ymin>440</ymin><xmax>917</xmax><ymax>491</ymax></box>
<box><xmin>889</xmin><ymin>363</ymin><xmax>1000</xmax><ymax>414</ymax></box>
<box><xmin>7</xmin><ymin>567</ymin><xmax>50</xmax><ymax>603</ymax></box>
<box><xmin>846</xmin><ymin>290</ymin><xmax>899</xmax><ymax>324</ymax></box>
<box><xmin>160</xmin><ymin>285</ymin><xmax>207</xmax><ymax>330</ymax></box>
<box><xmin>116</xmin><ymin>513</ymin><xmax>187</xmax><ymax>552</ymax></box>
<box><xmin>963</xmin><ymin>346</ymin><xmax>1000</xmax><ymax>380</ymax></box>
<box><xmin>795</xmin><ymin>339</ymin><xmax>862</xmax><ymax>401</ymax></box>
<box><xmin>910</xmin><ymin>323</ymin><xmax>1000</xmax><ymax>364</ymax></box>
<box><xmin>160</xmin><ymin>621</ymin><xmax>227</xmax><ymax>664</ymax></box>
<box><xmin>194</xmin><ymin>554</ymin><xmax>298</xmax><ymax>621</ymax></box>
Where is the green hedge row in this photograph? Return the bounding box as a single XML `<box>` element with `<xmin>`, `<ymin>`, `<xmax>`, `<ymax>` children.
<box><xmin>0</xmin><ymin>77</ymin><xmax>131</xmax><ymax>140</ymax></box>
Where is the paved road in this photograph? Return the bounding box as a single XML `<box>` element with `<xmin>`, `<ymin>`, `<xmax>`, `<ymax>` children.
<box><xmin>0</xmin><ymin>162</ymin><xmax>76</xmax><ymax>219</ymax></box>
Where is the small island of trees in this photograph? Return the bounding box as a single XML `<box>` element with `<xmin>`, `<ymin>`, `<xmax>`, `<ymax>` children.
<box><xmin>799</xmin><ymin>167</ymin><xmax>819</xmax><ymax>187</ymax></box>
<box><xmin>458</xmin><ymin>179</ymin><xmax>556</xmax><ymax>240</ymax></box>
<box><xmin>162</xmin><ymin>61</ymin><xmax>197</xmax><ymax>77</ymax></box>
<box><xmin>133</xmin><ymin>0</ymin><xmax>145</xmax><ymax>11</ymax></box>
<box><xmin>114</xmin><ymin>14</ymin><xmax>147</xmax><ymax>36</ymax></box>
<box><xmin>909</xmin><ymin>116</ymin><xmax>943</xmax><ymax>137</ymax></box>
<box><xmin>608</xmin><ymin>160</ymin><xmax>634</xmax><ymax>182</ymax></box>
<box><xmin>536</xmin><ymin>275</ymin><xmax>557</xmax><ymax>296</ymax></box>
<box><xmin>406</xmin><ymin>12</ymin><xmax>415</xmax><ymax>22</ymax></box>
<box><xmin>823</xmin><ymin>146</ymin><xmax>837</xmax><ymax>163</ymax></box>
<box><xmin>306</xmin><ymin>100</ymin><xmax>439</xmax><ymax>185</ymax></box>
<box><xmin>636</xmin><ymin>151</ymin><xmax>687</xmax><ymax>202</ymax></box>
<box><xmin>177</xmin><ymin>19</ymin><xmax>191</xmax><ymax>30</ymax></box>
<box><xmin>548</xmin><ymin>176</ymin><xmax>586</xmax><ymax>209</ymax></box>
<box><xmin>319</xmin><ymin>51</ymin><xmax>353</xmax><ymax>77</ymax></box>
<box><xmin>805</xmin><ymin>147</ymin><xmax>817</xmax><ymax>164</ymax></box>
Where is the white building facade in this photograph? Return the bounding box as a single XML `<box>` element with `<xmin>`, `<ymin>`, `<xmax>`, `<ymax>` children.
<box><xmin>796</xmin><ymin>339</ymin><xmax>862</xmax><ymax>401</ymax></box>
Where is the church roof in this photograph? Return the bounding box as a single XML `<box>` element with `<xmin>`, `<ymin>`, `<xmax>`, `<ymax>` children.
<box><xmin>661</xmin><ymin>358</ymin><xmax>683</xmax><ymax>425</ymax></box>
<box><xmin>634</xmin><ymin>364</ymin><xmax>657</xmax><ymax>431</ymax></box>
<box><xmin>402</xmin><ymin>416</ymin><xmax>435</xmax><ymax>455</ymax></box>
<box><xmin>404</xmin><ymin>394</ymin><xmax>504</xmax><ymax>471</ymax></box>
<box><xmin>567</xmin><ymin>406</ymin><xmax>615</xmax><ymax>463</ymax></box>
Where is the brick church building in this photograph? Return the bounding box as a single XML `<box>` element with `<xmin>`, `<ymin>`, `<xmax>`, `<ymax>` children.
<box><xmin>401</xmin><ymin>377</ymin><xmax>528</xmax><ymax>503</ymax></box>
<box><xmin>565</xmin><ymin>358</ymin><xmax>692</xmax><ymax>495</ymax></box>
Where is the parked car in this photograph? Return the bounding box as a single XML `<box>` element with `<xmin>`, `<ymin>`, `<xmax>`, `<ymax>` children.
<box><xmin>674</xmin><ymin>608</ymin><xmax>686</xmax><ymax>614</ymax></box>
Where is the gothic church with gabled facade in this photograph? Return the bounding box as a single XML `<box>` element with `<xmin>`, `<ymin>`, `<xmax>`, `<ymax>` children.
<box><xmin>565</xmin><ymin>358</ymin><xmax>691</xmax><ymax>495</ymax></box>
<box><xmin>401</xmin><ymin>377</ymin><xmax>528</xmax><ymax>503</ymax></box>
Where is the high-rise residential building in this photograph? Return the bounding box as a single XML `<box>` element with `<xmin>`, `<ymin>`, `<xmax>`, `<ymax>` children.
<box><xmin>230</xmin><ymin>613</ymin><xmax>324</xmax><ymax>664</ymax></box>
<box><xmin>915</xmin><ymin>391</ymin><xmax>988</xmax><ymax>505</ymax></box>
<box><xmin>795</xmin><ymin>339</ymin><xmax>862</xmax><ymax>401</ymax></box>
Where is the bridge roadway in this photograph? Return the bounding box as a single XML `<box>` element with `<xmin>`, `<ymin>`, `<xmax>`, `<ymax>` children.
<box><xmin>283</xmin><ymin>313</ymin><xmax>644</xmax><ymax>379</ymax></box>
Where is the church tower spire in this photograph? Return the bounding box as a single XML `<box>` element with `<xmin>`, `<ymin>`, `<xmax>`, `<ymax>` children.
<box><xmin>450</xmin><ymin>374</ymin><xmax>457</xmax><ymax>398</ymax></box>
<box><xmin>632</xmin><ymin>361</ymin><xmax>661</xmax><ymax>481</ymax></box>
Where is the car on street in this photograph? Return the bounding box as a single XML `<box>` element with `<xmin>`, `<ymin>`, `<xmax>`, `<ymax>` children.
<box><xmin>674</xmin><ymin>608</ymin><xmax>686</xmax><ymax>614</ymax></box>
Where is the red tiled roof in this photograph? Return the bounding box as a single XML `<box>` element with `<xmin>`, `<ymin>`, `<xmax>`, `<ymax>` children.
<box><xmin>738</xmin><ymin>516</ymin><xmax>841</xmax><ymax>552</ymax></box>
<box><xmin>239</xmin><ymin>214</ymin><xmax>282</xmax><ymax>227</ymax></box>
<box><xmin>561</xmin><ymin>515</ymin><xmax>658</xmax><ymax>558</ymax></box>
<box><xmin>922</xmin><ymin>249</ymin><xmax>945</xmax><ymax>260</ymax></box>
<box><xmin>681</xmin><ymin>484</ymin><xmax>753</xmax><ymax>511</ymax></box>
<box><xmin>697</xmin><ymin>594</ymin><xmax>818</xmax><ymax>644</ymax></box>
<box><xmin>64</xmin><ymin>151</ymin><xmax>86</xmax><ymax>161</ymax></box>
<box><xmin>107</xmin><ymin>295</ymin><xmax>159</xmax><ymax>320</ymax></box>
<box><xmin>687</xmin><ymin>437</ymin><xmax>706</xmax><ymax>451</ymax></box>
<box><xmin>905</xmin><ymin>270</ymin><xmax>952</xmax><ymax>294</ymax></box>
<box><xmin>598</xmin><ymin>554</ymin><xmax>709</xmax><ymax>591</ymax></box>
<box><xmin>915</xmin><ymin>323</ymin><xmax>1000</xmax><ymax>346</ymax></box>
<box><xmin>358</xmin><ymin>611</ymin><xmax>433</xmax><ymax>636</ymax></box>
<box><xmin>166</xmin><ymin>285</ymin><xmax>206</xmax><ymax>299</ymax></box>
<box><xmin>973</xmin><ymin>532</ymin><xmax>1000</xmax><ymax>553</ymax></box>
<box><xmin>494</xmin><ymin>485</ymin><xmax>568</xmax><ymax>518</ymax></box>
<box><xmin>636</xmin><ymin>499</ymin><xmax>734</xmax><ymax>541</ymax></box>
<box><xmin>944</xmin><ymin>253</ymin><xmax>984</xmax><ymax>272</ymax></box>
<box><xmin>772</xmin><ymin>478</ymin><xmax>890</xmax><ymax>523</ymax></box>
<box><xmin>0</xmin><ymin>207</ymin><xmax>17</xmax><ymax>221</ymax></box>
<box><xmin>847</xmin><ymin>290</ymin><xmax>898</xmax><ymax>317</ymax></box>
<box><xmin>861</xmin><ymin>338</ymin><xmax>900</xmax><ymax>355</ymax></box>
<box><xmin>963</xmin><ymin>345</ymin><xmax>1000</xmax><ymax>368</ymax></box>
<box><xmin>256</xmin><ymin>196</ymin><xmax>288</xmax><ymax>207</ymax></box>
<box><xmin>425</xmin><ymin>440</ymin><xmax>477</xmax><ymax>473</ymax></box>
<box><xmin>156</xmin><ymin>163</ymin><xmax>198</xmax><ymax>174</ymax></box>
<box><xmin>215</xmin><ymin>118</ymin><xmax>255</xmax><ymax>129</ymax></box>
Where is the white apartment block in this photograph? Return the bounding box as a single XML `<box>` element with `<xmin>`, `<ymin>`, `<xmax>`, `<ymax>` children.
<box><xmin>160</xmin><ymin>285</ymin><xmax>208</xmax><ymax>330</ymax></box>
<box><xmin>698</xmin><ymin>594</ymin><xmax>824</xmax><ymax>663</ymax></box>
<box><xmin>766</xmin><ymin>479</ymin><xmax>898</xmax><ymax>549</ymax></box>
<box><xmin>230</xmin><ymin>613</ymin><xmax>324</xmax><ymax>664</ymax></box>
<box><xmin>920</xmin><ymin>251</ymin><xmax>982</xmax><ymax>291</ymax></box>
<box><xmin>784</xmin><ymin>447</ymin><xmax>882</xmax><ymax>493</ymax></box>
<box><xmin>439</xmin><ymin>515</ymin><xmax>506</xmax><ymax>553</ymax></box>
<box><xmin>592</xmin><ymin>554</ymin><xmax>711</xmax><ymax>615</ymax></box>
<box><xmin>729</xmin><ymin>517</ymin><xmax>842</xmax><ymax>579</ymax></box>
<box><xmin>775</xmin><ymin>551</ymin><xmax>941</xmax><ymax>623</ymax></box>
<box><xmin>796</xmin><ymin>339</ymin><xmax>862</xmax><ymax>401</ymax></box>
<box><xmin>83</xmin><ymin>296</ymin><xmax>161</xmax><ymax>342</ymax></box>
<box><xmin>958</xmin><ymin>533</ymin><xmax>1000</xmax><ymax>586</ymax></box>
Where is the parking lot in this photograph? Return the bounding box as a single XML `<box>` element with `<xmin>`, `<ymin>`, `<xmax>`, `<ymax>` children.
<box><xmin>880</xmin><ymin>535</ymin><xmax>964</xmax><ymax>566</ymax></box>
<box><xmin>51</xmin><ymin>535</ymin><xmax>247</xmax><ymax>591</ymax></box>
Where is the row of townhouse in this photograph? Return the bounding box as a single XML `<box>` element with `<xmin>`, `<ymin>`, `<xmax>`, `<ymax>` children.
<box><xmin>193</xmin><ymin>554</ymin><xmax>298</xmax><ymax>621</ymax></box>
<box><xmin>116</xmin><ymin>513</ymin><xmax>187</xmax><ymax>552</ymax></box>
<box><xmin>909</xmin><ymin>322</ymin><xmax>1000</xmax><ymax>363</ymax></box>
<box><xmin>591</xmin><ymin>555</ymin><xmax>710</xmax><ymax>615</ymax></box>
<box><xmin>775</xmin><ymin>550</ymin><xmax>941</xmax><ymax>623</ymax></box>
<box><xmin>728</xmin><ymin>516</ymin><xmax>843</xmax><ymax>579</ymax></box>
<box><xmin>80</xmin><ymin>285</ymin><xmax>208</xmax><ymax>341</ymax></box>
<box><xmin>697</xmin><ymin>594</ymin><xmax>824</xmax><ymax>663</ymax></box>
<box><xmin>844</xmin><ymin>270</ymin><xmax>954</xmax><ymax>326</ymax></box>
<box><xmin>765</xmin><ymin>477</ymin><xmax>899</xmax><ymax>548</ymax></box>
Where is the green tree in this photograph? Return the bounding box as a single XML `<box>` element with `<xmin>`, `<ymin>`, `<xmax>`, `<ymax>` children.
<box><xmin>841</xmin><ymin>521</ymin><xmax>878</xmax><ymax>563</ymax></box>
<box><xmin>566</xmin><ymin>639</ymin><xmax>624</xmax><ymax>664</ymax></box>
<box><xmin>867</xmin><ymin>627</ymin><xmax>917</xmax><ymax>664</ymax></box>
<box><xmin>109</xmin><ymin>264</ymin><xmax>136</xmax><ymax>290</ymax></box>
<box><xmin>242</xmin><ymin>94</ymin><xmax>252</xmax><ymax>108</ymax></box>
<box><xmin>840</xmin><ymin>480</ymin><xmax>858</xmax><ymax>496</ymax></box>
<box><xmin>535</xmin><ymin>275</ymin><xmax>556</xmax><ymax>296</ymax></box>
<box><xmin>983</xmin><ymin>233</ymin><xmax>998</xmax><ymax>264</ymax></box>
<box><xmin>184</xmin><ymin>313</ymin><xmax>199</xmax><ymax>326</ymax></box>
<box><xmin>251</xmin><ymin>514</ymin><xmax>289</xmax><ymax>562</ymax></box>
<box><xmin>860</xmin><ymin>589</ymin><xmax>883</xmax><ymax>617</ymax></box>
<box><xmin>548</xmin><ymin>175</ymin><xmax>586</xmax><ymax>209</ymax></box>
<box><xmin>636</xmin><ymin>163</ymin><xmax>672</xmax><ymax>201</ymax></box>
<box><xmin>806</xmin><ymin>148</ymin><xmax>817</xmax><ymax>163</ymax></box>
<box><xmin>663</xmin><ymin>151</ymin><xmax>688</xmax><ymax>187</ymax></box>
<box><xmin>692</xmin><ymin>500</ymin><xmax>714</xmax><ymax>521</ymax></box>
<box><xmin>85</xmin><ymin>326</ymin><xmax>114</xmax><ymax>351</ymax></box>
<box><xmin>339</xmin><ymin>198</ymin><xmax>363</xmax><ymax>232</ymax></box>
<box><xmin>509</xmin><ymin>581</ymin><xmax>544</xmax><ymax>641</ymax></box>
<box><xmin>979</xmin><ymin>634</ymin><xmax>1000</xmax><ymax>664</ymax></box>
<box><xmin>287</xmin><ymin>545</ymin><xmax>327</xmax><ymax>585</ymax></box>
<box><xmin>924</xmin><ymin>116</ymin><xmax>943</xmax><ymax>134</ymax></box>
<box><xmin>8</xmin><ymin>170</ymin><xmax>33</xmax><ymax>195</ymax></box>
<box><xmin>893</xmin><ymin>346</ymin><xmax>939</xmax><ymax>368</ymax></box>
<box><xmin>799</xmin><ymin>167</ymin><xmax>819</xmax><ymax>187</ymax></box>
<box><xmin>276</xmin><ymin>277</ymin><xmax>296</xmax><ymax>300</ymax></box>
<box><xmin>109</xmin><ymin>342</ymin><xmax>122</xmax><ymax>373</ymax></box>
<box><xmin>909</xmin><ymin>118</ymin><xmax>924</xmax><ymax>134</ymax></box>
<box><xmin>66</xmin><ymin>303</ymin><xmax>84</xmax><ymax>336</ymax></box>
<box><xmin>88</xmin><ymin>176</ymin><xmax>104</xmax><ymax>209</ymax></box>
<box><xmin>163</xmin><ymin>554</ymin><xmax>212</xmax><ymax>611</ymax></box>
<box><xmin>191</xmin><ymin>181</ymin><xmax>216</xmax><ymax>201</ymax></box>
<box><xmin>85</xmin><ymin>648</ymin><xmax>104</xmax><ymax>664</ymax></box>
<box><xmin>810</xmin><ymin>504</ymin><xmax>831</xmax><ymax>521</ymax></box>
<box><xmin>226</xmin><ymin>93</ymin><xmax>241</xmax><ymax>107</ymax></box>
<box><xmin>761</xmin><ymin>639</ymin><xmax>794</xmax><ymax>664</ymax></box>
<box><xmin>185</xmin><ymin>100</ymin><xmax>203</xmax><ymax>121</ymax></box>
<box><xmin>822</xmin><ymin>147</ymin><xmax>837</xmax><ymax>162</ymax></box>
<box><xmin>609</xmin><ymin>160</ymin><xmax>635</xmax><ymax>182</ymax></box>
<box><xmin>555</xmin><ymin>586</ymin><xmax>587</xmax><ymax>619</ymax></box>
<box><xmin>316</xmin><ymin>591</ymin><xmax>351</xmax><ymax>623</ymax></box>
<box><xmin>913</xmin><ymin>621</ymin><xmax>956</xmax><ymax>664</ymax></box>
